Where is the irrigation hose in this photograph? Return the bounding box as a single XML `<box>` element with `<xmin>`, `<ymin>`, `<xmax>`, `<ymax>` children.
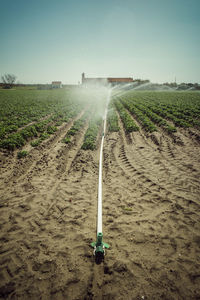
<box><xmin>91</xmin><ymin>90</ymin><xmax>111</xmax><ymax>259</ymax></box>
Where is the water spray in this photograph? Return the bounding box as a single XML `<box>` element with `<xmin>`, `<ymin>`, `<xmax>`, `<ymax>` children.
<box><xmin>90</xmin><ymin>84</ymin><xmax>136</xmax><ymax>261</ymax></box>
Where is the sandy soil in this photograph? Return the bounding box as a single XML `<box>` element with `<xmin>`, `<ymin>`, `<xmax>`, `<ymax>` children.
<box><xmin>0</xmin><ymin>114</ymin><xmax>200</xmax><ymax>300</ymax></box>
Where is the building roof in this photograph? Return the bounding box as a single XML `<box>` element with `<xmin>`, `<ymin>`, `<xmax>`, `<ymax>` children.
<box><xmin>83</xmin><ymin>78</ymin><xmax>106</xmax><ymax>82</ymax></box>
<box><xmin>81</xmin><ymin>73</ymin><xmax>134</xmax><ymax>84</ymax></box>
<box><xmin>52</xmin><ymin>81</ymin><xmax>62</xmax><ymax>84</ymax></box>
<box><xmin>107</xmin><ymin>78</ymin><xmax>133</xmax><ymax>82</ymax></box>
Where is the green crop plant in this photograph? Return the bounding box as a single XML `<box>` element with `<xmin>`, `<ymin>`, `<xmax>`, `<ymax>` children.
<box><xmin>21</xmin><ymin>125</ymin><xmax>38</xmax><ymax>140</ymax></box>
<box><xmin>46</xmin><ymin>125</ymin><xmax>57</xmax><ymax>134</ymax></box>
<box><xmin>40</xmin><ymin>132</ymin><xmax>50</xmax><ymax>140</ymax></box>
<box><xmin>63</xmin><ymin>111</ymin><xmax>89</xmax><ymax>144</ymax></box>
<box><xmin>30</xmin><ymin>139</ymin><xmax>41</xmax><ymax>147</ymax></box>
<box><xmin>17</xmin><ymin>150</ymin><xmax>28</xmax><ymax>159</ymax></box>
<box><xmin>62</xmin><ymin>136</ymin><xmax>71</xmax><ymax>144</ymax></box>
<box><xmin>34</xmin><ymin>122</ymin><xmax>46</xmax><ymax>133</ymax></box>
<box><xmin>6</xmin><ymin>125</ymin><xmax>18</xmax><ymax>133</ymax></box>
<box><xmin>0</xmin><ymin>133</ymin><xmax>26</xmax><ymax>150</ymax></box>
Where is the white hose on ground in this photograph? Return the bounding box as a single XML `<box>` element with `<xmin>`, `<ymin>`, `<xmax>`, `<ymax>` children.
<box><xmin>97</xmin><ymin>89</ymin><xmax>111</xmax><ymax>234</ymax></box>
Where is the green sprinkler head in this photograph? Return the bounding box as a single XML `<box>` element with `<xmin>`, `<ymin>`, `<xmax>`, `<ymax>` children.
<box><xmin>91</xmin><ymin>233</ymin><xmax>109</xmax><ymax>262</ymax></box>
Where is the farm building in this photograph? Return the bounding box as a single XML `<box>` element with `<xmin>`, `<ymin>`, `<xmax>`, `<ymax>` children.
<box><xmin>82</xmin><ymin>73</ymin><xmax>134</xmax><ymax>86</ymax></box>
<box><xmin>51</xmin><ymin>81</ymin><xmax>62</xmax><ymax>88</ymax></box>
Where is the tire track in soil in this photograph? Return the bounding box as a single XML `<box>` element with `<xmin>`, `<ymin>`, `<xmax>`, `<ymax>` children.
<box><xmin>100</xmin><ymin>116</ymin><xmax>200</xmax><ymax>299</ymax></box>
<box><xmin>115</xmin><ymin>116</ymin><xmax>199</xmax><ymax>207</ymax></box>
<box><xmin>131</xmin><ymin>135</ymin><xmax>200</xmax><ymax>198</ymax></box>
<box><xmin>5</xmin><ymin>113</ymin><xmax>89</xmax><ymax>212</ymax></box>
<box><xmin>1</xmin><ymin>110</ymin><xmax>90</xmax><ymax>222</ymax></box>
<box><xmin>160</xmin><ymin>131</ymin><xmax>200</xmax><ymax>174</ymax></box>
<box><xmin>124</xmin><ymin>106</ymin><xmax>200</xmax><ymax>178</ymax></box>
<box><xmin>132</xmin><ymin>124</ymin><xmax>199</xmax><ymax>180</ymax></box>
<box><xmin>36</xmin><ymin>121</ymin><xmax>90</xmax><ymax>218</ymax></box>
<box><xmin>0</xmin><ymin>109</ymin><xmax>103</xmax><ymax>299</ymax></box>
<box><xmin>124</xmin><ymin>112</ymin><xmax>200</xmax><ymax>201</ymax></box>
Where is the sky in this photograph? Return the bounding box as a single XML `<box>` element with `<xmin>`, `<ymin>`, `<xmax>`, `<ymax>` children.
<box><xmin>0</xmin><ymin>0</ymin><xmax>199</xmax><ymax>84</ymax></box>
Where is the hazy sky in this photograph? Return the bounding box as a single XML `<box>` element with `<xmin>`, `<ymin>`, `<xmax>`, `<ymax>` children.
<box><xmin>0</xmin><ymin>0</ymin><xmax>199</xmax><ymax>84</ymax></box>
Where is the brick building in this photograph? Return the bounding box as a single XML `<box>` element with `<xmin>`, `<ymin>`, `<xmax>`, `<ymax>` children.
<box><xmin>82</xmin><ymin>73</ymin><xmax>134</xmax><ymax>86</ymax></box>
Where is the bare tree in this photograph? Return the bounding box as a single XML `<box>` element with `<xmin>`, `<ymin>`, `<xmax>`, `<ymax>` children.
<box><xmin>1</xmin><ymin>74</ymin><xmax>17</xmax><ymax>88</ymax></box>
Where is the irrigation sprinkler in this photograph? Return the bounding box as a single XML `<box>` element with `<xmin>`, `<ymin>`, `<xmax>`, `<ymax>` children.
<box><xmin>91</xmin><ymin>232</ymin><xmax>109</xmax><ymax>261</ymax></box>
<box><xmin>91</xmin><ymin>89</ymin><xmax>111</xmax><ymax>261</ymax></box>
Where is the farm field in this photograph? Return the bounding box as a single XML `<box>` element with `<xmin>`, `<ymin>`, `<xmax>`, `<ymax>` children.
<box><xmin>0</xmin><ymin>88</ymin><xmax>200</xmax><ymax>299</ymax></box>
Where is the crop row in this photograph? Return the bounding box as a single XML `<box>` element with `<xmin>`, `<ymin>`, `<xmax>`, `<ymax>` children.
<box><xmin>120</xmin><ymin>98</ymin><xmax>157</xmax><ymax>132</ymax></box>
<box><xmin>147</xmin><ymin>105</ymin><xmax>192</xmax><ymax>128</ymax></box>
<box><xmin>114</xmin><ymin>99</ymin><xmax>139</xmax><ymax>132</ymax></box>
<box><xmin>62</xmin><ymin>111</ymin><xmax>89</xmax><ymax>144</ymax></box>
<box><xmin>107</xmin><ymin>100</ymin><xmax>120</xmax><ymax>132</ymax></box>
<box><xmin>81</xmin><ymin>117</ymin><xmax>102</xmax><ymax>150</ymax></box>
<box><xmin>0</xmin><ymin>91</ymin><xmax>85</xmax><ymax>151</ymax></box>
<box><xmin>132</xmin><ymin>91</ymin><xmax>200</xmax><ymax>128</ymax></box>
<box><xmin>119</xmin><ymin>91</ymin><xmax>200</xmax><ymax>130</ymax></box>
<box><xmin>124</xmin><ymin>100</ymin><xmax>177</xmax><ymax>133</ymax></box>
<box><xmin>0</xmin><ymin>121</ymin><xmax>58</xmax><ymax>151</ymax></box>
<box><xmin>155</xmin><ymin>104</ymin><xmax>200</xmax><ymax>128</ymax></box>
<box><xmin>0</xmin><ymin>89</ymin><xmax>85</xmax><ymax>144</ymax></box>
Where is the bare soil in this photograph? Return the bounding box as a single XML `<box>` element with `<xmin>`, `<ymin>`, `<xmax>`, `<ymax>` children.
<box><xmin>0</xmin><ymin>116</ymin><xmax>200</xmax><ymax>300</ymax></box>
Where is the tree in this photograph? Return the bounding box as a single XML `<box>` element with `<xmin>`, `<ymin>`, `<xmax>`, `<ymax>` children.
<box><xmin>1</xmin><ymin>73</ymin><xmax>17</xmax><ymax>89</ymax></box>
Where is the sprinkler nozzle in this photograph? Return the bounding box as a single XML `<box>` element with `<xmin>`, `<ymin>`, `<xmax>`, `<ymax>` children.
<box><xmin>91</xmin><ymin>233</ymin><xmax>109</xmax><ymax>260</ymax></box>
